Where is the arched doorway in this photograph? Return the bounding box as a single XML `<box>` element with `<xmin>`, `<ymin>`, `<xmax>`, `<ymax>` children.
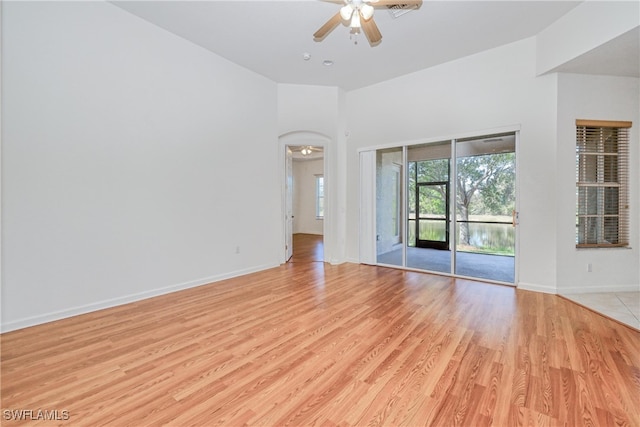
<box><xmin>279</xmin><ymin>131</ymin><xmax>330</xmax><ymax>263</ymax></box>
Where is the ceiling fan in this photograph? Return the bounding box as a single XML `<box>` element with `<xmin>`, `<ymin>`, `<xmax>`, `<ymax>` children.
<box><xmin>313</xmin><ymin>0</ymin><xmax>422</xmax><ymax>47</ymax></box>
<box><xmin>291</xmin><ymin>146</ymin><xmax>323</xmax><ymax>156</ymax></box>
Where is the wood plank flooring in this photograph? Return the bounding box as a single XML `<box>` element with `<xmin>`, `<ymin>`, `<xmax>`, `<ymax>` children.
<box><xmin>289</xmin><ymin>234</ymin><xmax>323</xmax><ymax>263</ymax></box>
<box><xmin>2</xmin><ymin>237</ymin><xmax>639</xmax><ymax>426</ymax></box>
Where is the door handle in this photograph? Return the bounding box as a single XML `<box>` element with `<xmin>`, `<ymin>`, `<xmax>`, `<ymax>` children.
<box><xmin>512</xmin><ymin>210</ymin><xmax>518</xmax><ymax>227</ymax></box>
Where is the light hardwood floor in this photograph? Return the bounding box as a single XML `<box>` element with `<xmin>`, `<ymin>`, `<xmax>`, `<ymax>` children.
<box><xmin>2</xmin><ymin>235</ymin><xmax>639</xmax><ymax>426</ymax></box>
<box><xmin>289</xmin><ymin>233</ymin><xmax>324</xmax><ymax>263</ymax></box>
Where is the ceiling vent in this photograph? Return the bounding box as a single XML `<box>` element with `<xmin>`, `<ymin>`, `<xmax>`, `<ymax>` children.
<box><xmin>387</xmin><ymin>3</ymin><xmax>419</xmax><ymax>18</ymax></box>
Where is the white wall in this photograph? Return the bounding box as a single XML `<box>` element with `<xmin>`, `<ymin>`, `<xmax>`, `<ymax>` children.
<box><xmin>293</xmin><ymin>158</ymin><xmax>324</xmax><ymax>235</ymax></box>
<box><xmin>536</xmin><ymin>1</ymin><xmax>640</xmax><ymax>75</ymax></box>
<box><xmin>1</xmin><ymin>2</ymin><xmax>280</xmax><ymax>331</ymax></box>
<box><xmin>345</xmin><ymin>38</ymin><xmax>560</xmax><ymax>291</ymax></box>
<box><xmin>556</xmin><ymin>73</ymin><xmax>640</xmax><ymax>293</ymax></box>
<box><xmin>278</xmin><ymin>84</ymin><xmax>341</xmax><ymax>138</ymax></box>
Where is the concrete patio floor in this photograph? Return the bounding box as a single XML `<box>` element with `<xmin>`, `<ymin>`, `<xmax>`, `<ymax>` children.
<box><xmin>377</xmin><ymin>246</ymin><xmax>515</xmax><ymax>283</ymax></box>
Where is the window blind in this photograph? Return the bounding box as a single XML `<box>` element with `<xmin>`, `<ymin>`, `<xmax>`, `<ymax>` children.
<box><xmin>576</xmin><ymin>119</ymin><xmax>630</xmax><ymax>248</ymax></box>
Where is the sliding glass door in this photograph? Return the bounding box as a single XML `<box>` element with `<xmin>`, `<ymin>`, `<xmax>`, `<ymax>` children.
<box><xmin>372</xmin><ymin>133</ymin><xmax>517</xmax><ymax>284</ymax></box>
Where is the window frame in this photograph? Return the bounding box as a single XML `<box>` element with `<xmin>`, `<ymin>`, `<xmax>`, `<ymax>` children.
<box><xmin>575</xmin><ymin>119</ymin><xmax>631</xmax><ymax>248</ymax></box>
<box><xmin>315</xmin><ymin>175</ymin><xmax>324</xmax><ymax>219</ymax></box>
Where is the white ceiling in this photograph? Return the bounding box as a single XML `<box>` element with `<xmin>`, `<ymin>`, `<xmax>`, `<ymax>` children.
<box><xmin>112</xmin><ymin>1</ymin><xmax>637</xmax><ymax>90</ymax></box>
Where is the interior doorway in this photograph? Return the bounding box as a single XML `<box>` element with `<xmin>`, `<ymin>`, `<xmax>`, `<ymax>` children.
<box><xmin>285</xmin><ymin>144</ymin><xmax>325</xmax><ymax>262</ymax></box>
<box><xmin>289</xmin><ymin>234</ymin><xmax>324</xmax><ymax>263</ymax></box>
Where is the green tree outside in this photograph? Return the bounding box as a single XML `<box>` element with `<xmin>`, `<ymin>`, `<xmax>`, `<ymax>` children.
<box><xmin>409</xmin><ymin>152</ymin><xmax>515</xmax><ymax>253</ymax></box>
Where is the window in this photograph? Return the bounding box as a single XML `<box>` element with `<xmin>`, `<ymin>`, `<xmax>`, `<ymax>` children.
<box><xmin>315</xmin><ymin>175</ymin><xmax>324</xmax><ymax>219</ymax></box>
<box><xmin>576</xmin><ymin>119</ymin><xmax>631</xmax><ymax>248</ymax></box>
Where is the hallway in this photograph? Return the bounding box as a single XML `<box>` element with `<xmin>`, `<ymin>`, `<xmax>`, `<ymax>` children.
<box><xmin>289</xmin><ymin>233</ymin><xmax>324</xmax><ymax>263</ymax></box>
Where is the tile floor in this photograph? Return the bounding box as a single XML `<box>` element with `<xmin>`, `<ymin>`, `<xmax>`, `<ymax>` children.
<box><xmin>562</xmin><ymin>291</ymin><xmax>640</xmax><ymax>330</ymax></box>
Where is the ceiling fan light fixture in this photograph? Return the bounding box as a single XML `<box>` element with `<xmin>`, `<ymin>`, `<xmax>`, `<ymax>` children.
<box><xmin>350</xmin><ymin>11</ymin><xmax>361</xmax><ymax>28</ymax></box>
<box><xmin>340</xmin><ymin>5</ymin><xmax>353</xmax><ymax>20</ymax></box>
<box><xmin>360</xmin><ymin>3</ymin><xmax>374</xmax><ymax>20</ymax></box>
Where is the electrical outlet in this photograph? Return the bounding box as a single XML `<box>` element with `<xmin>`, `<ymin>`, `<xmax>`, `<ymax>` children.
<box><xmin>587</xmin><ymin>263</ymin><xmax>592</xmax><ymax>272</ymax></box>
<box><xmin>235</xmin><ymin>246</ymin><xmax>240</xmax><ymax>254</ymax></box>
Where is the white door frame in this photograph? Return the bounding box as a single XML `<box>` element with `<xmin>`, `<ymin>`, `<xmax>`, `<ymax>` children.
<box><xmin>285</xmin><ymin>146</ymin><xmax>294</xmax><ymax>261</ymax></box>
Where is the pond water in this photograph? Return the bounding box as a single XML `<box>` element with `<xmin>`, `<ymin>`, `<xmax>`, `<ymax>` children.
<box><xmin>459</xmin><ymin>222</ymin><xmax>515</xmax><ymax>256</ymax></box>
<box><xmin>409</xmin><ymin>220</ymin><xmax>515</xmax><ymax>256</ymax></box>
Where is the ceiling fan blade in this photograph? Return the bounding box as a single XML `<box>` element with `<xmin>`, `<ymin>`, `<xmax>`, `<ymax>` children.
<box><xmin>369</xmin><ymin>0</ymin><xmax>422</xmax><ymax>7</ymax></box>
<box><xmin>361</xmin><ymin>16</ymin><xmax>382</xmax><ymax>46</ymax></box>
<box><xmin>314</xmin><ymin>12</ymin><xmax>342</xmax><ymax>41</ymax></box>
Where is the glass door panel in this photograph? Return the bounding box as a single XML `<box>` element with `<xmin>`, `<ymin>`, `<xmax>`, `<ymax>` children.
<box><xmin>376</xmin><ymin>147</ymin><xmax>404</xmax><ymax>266</ymax></box>
<box><xmin>406</xmin><ymin>142</ymin><xmax>451</xmax><ymax>273</ymax></box>
<box><xmin>454</xmin><ymin>135</ymin><xmax>516</xmax><ymax>283</ymax></box>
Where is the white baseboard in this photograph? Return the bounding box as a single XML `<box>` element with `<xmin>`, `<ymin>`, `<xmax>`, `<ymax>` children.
<box><xmin>1</xmin><ymin>263</ymin><xmax>278</xmax><ymax>333</ymax></box>
<box><xmin>517</xmin><ymin>282</ymin><xmax>557</xmax><ymax>294</ymax></box>
<box><xmin>559</xmin><ymin>284</ymin><xmax>640</xmax><ymax>294</ymax></box>
<box><xmin>517</xmin><ymin>282</ymin><xmax>640</xmax><ymax>295</ymax></box>
<box><xmin>328</xmin><ymin>256</ymin><xmax>352</xmax><ymax>265</ymax></box>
